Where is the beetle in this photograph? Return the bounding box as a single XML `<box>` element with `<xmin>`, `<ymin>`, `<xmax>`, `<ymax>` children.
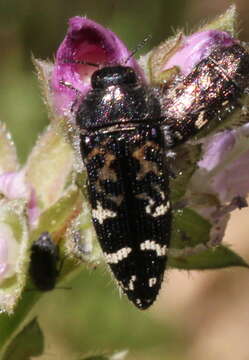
<box><xmin>75</xmin><ymin>42</ymin><xmax>249</xmax><ymax>310</ymax></box>
<box><xmin>162</xmin><ymin>44</ymin><xmax>249</xmax><ymax>144</ymax></box>
<box><xmin>29</xmin><ymin>232</ymin><xmax>60</xmax><ymax>291</ymax></box>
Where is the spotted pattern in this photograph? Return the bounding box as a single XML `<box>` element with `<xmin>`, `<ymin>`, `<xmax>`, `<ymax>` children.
<box><xmin>148</xmin><ymin>277</ymin><xmax>157</xmax><ymax>287</ymax></box>
<box><xmin>80</xmin><ymin>126</ymin><xmax>171</xmax><ymax>310</ymax></box>
<box><xmin>92</xmin><ymin>201</ymin><xmax>117</xmax><ymax>224</ymax></box>
<box><xmin>77</xmin><ymin>66</ymin><xmax>172</xmax><ymax>310</ymax></box>
<box><xmin>140</xmin><ymin>240</ymin><xmax>167</xmax><ymax>256</ymax></box>
<box><xmin>195</xmin><ymin>111</ymin><xmax>208</xmax><ymax>129</ymax></box>
<box><xmin>104</xmin><ymin>247</ymin><xmax>132</xmax><ymax>264</ymax></box>
<box><xmin>132</xmin><ymin>142</ymin><xmax>160</xmax><ymax>180</ymax></box>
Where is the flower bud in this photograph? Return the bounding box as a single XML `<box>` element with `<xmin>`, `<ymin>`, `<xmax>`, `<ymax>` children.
<box><xmin>51</xmin><ymin>17</ymin><xmax>143</xmax><ymax>116</ymax></box>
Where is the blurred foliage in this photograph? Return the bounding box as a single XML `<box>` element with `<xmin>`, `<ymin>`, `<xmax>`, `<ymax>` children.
<box><xmin>1</xmin><ymin>1</ymin><xmax>249</xmax><ymax>359</ymax></box>
<box><xmin>35</xmin><ymin>267</ymin><xmax>188</xmax><ymax>359</ymax></box>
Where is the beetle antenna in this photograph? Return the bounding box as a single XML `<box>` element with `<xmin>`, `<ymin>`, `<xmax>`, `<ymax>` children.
<box><xmin>124</xmin><ymin>34</ymin><xmax>152</xmax><ymax>64</ymax></box>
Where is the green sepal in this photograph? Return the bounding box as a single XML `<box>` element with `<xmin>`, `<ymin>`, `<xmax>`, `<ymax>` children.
<box><xmin>65</xmin><ymin>199</ymin><xmax>102</xmax><ymax>264</ymax></box>
<box><xmin>32</xmin><ymin>57</ymin><xmax>55</xmax><ymax>117</ymax></box>
<box><xmin>30</xmin><ymin>185</ymin><xmax>82</xmax><ymax>243</ymax></box>
<box><xmin>0</xmin><ymin>200</ymin><xmax>29</xmax><ymax>314</ymax></box>
<box><xmin>199</xmin><ymin>4</ymin><xmax>237</xmax><ymax>35</ymax></box>
<box><xmin>146</xmin><ymin>32</ymin><xmax>184</xmax><ymax>84</ymax></box>
<box><xmin>25</xmin><ymin>124</ymin><xmax>74</xmax><ymax>211</ymax></box>
<box><xmin>169</xmin><ymin>207</ymin><xmax>248</xmax><ymax>269</ymax></box>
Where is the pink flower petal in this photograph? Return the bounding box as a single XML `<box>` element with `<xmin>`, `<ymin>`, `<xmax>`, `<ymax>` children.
<box><xmin>198</xmin><ymin>131</ymin><xmax>235</xmax><ymax>171</ymax></box>
<box><xmin>0</xmin><ymin>171</ymin><xmax>30</xmax><ymax>200</ymax></box>
<box><xmin>28</xmin><ymin>188</ymin><xmax>41</xmax><ymax>228</ymax></box>
<box><xmin>163</xmin><ymin>30</ymin><xmax>236</xmax><ymax>76</ymax></box>
<box><xmin>192</xmin><ymin>125</ymin><xmax>249</xmax><ymax>204</ymax></box>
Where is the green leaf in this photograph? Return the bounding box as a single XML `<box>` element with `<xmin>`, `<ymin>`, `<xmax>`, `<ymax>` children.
<box><xmin>25</xmin><ymin>124</ymin><xmax>74</xmax><ymax>210</ymax></box>
<box><xmin>0</xmin><ymin>122</ymin><xmax>19</xmax><ymax>173</ymax></box>
<box><xmin>171</xmin><ymin>208</ymin><xmax>211</xmax><ymax>250</ymax></box>
<box><xmin>30</xmin><ymin>186</ymin><xmax>82</xmax><ymax>243</ymax></box>
<box><xmin>0</xmin><ymin>291</ymin><xmax>41</xmax><ymax>358</ymax></box>
<box><xmin>169</xmin><ymin>244</ymin><xmax>249</xmax><ymax>270</ymax></box>
<box><xmin>169</xmin><ymin>208</ymin><xmax>248</xmax><ymax>270</ymax></box>
<box><xmin>2</xmin><ymin>318</ymin><xmax>44</xmax><ymax>360</ymax></box>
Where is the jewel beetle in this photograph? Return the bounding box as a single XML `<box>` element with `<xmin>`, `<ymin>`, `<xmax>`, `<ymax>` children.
<box><xmin>75</xmin><ymin>42</ymin><xmax>249</xmax><ymax>310</ymax></box>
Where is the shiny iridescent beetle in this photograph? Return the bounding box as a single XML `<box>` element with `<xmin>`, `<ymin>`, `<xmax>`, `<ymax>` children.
<box><xmin>75</xmin><ymin>42</ymin><xmax>249</xmax><ymax>310</ymax></box>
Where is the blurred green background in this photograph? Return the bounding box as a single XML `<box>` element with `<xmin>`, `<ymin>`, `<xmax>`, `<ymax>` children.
<box><xmin>1</xmin><ymin>1</ymin><xmax>249</xmax><ymax>359</ymax></box>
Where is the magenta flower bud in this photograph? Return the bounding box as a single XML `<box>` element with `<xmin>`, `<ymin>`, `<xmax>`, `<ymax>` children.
<box><xmin>51</xmin><ymin>16</ymin><xmax>143</xmax><ymax>116</ymax></box>
<box><xmin>163</xmin><ymin>30</ymin><xmax>237</xmax><ymax>76</ymax></box>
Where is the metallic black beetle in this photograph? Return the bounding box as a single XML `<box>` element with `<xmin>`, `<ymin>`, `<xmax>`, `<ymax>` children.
<box><xmin>76</xmin><ymin>43</ymin><xmax>249</xmax><ymax>309</ymax></box>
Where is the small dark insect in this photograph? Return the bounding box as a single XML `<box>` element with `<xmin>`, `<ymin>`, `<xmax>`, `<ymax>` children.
<box><xmin>75</xmin><ymin>42</ymin><xmax>249</xmax><ymax>310</ymax></box>
<box><xmin>29</xmin><ymin>232</ymin><xmax>60</xmax><ymax>291</ymax></box>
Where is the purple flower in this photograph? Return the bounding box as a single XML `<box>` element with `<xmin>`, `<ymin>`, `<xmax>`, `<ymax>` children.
<box><xmin>198</xmin><ymin>131</ymin><xmax>235</xmax><ymax>171</ymax></box>
<box><xmin>195</xmin><ymin>124</ymin><xmax>249</xmax><ymax>203</ymax></box>
<box><xmin>162</xmin><ymin>30</ymin><xmax>237</xmax><ymax>76</ymax></box>
<box><xmin>51</xmin><ymin>17</ymin><xmax>143</xmax><ymax>116</ymax></box>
